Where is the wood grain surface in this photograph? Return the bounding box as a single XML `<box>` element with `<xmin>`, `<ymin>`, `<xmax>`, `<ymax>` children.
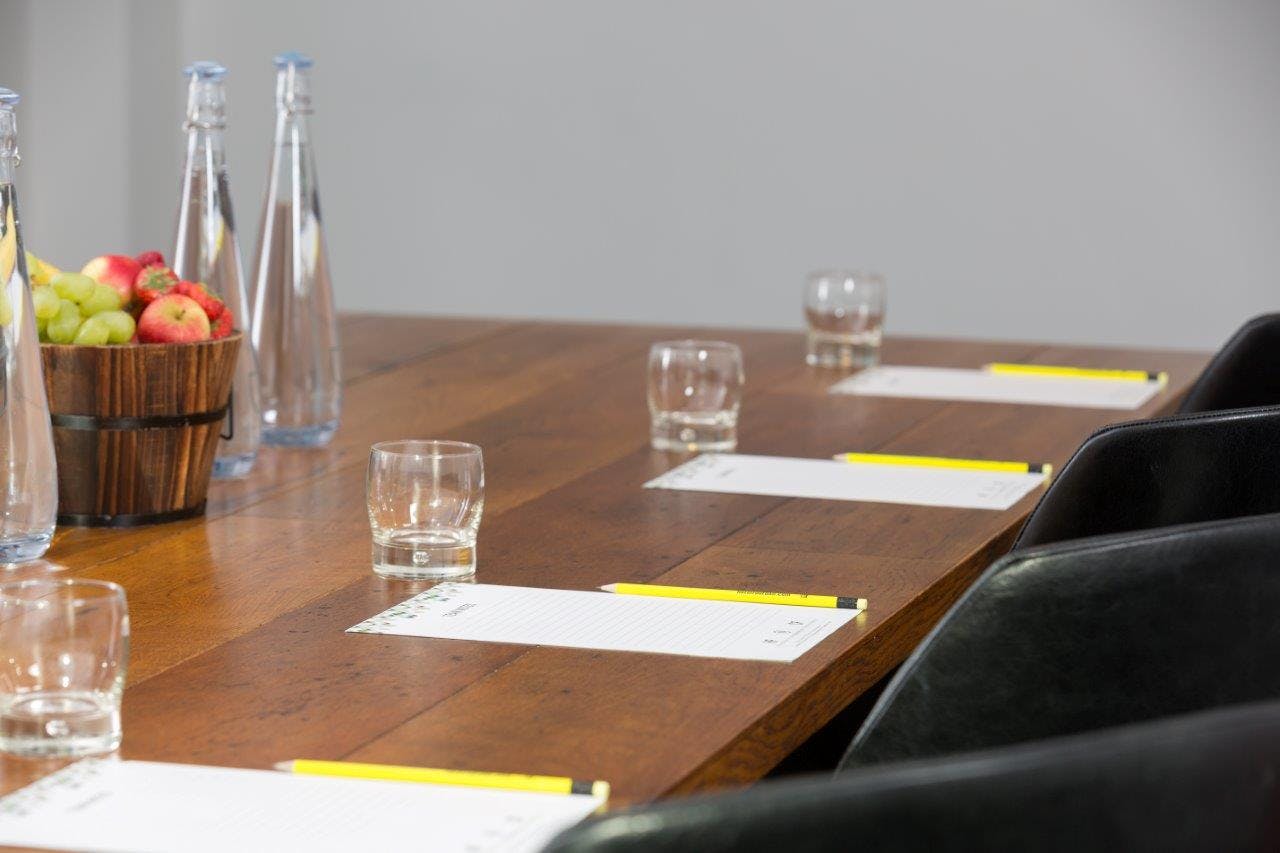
<box><xmin>0</xmin><ymin>315</ymin><xmax>1210</xmax><ymax>813</ymax></box>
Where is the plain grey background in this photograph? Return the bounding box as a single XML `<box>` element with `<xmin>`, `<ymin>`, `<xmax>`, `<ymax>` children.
<box><xmin>1</xmin><ymin>0</ymin><xmax>1277</xmax><ymax>349</ymax></box>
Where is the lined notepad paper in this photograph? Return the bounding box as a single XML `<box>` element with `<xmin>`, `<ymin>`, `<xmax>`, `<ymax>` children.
<box><xmin>829</xmin><ymin>365</ymin><xmax>1164</xmax><ymax>409</ymax></box>
<box><xmin>349</xmin><ymin>582</ymin><xmax>860</xmax><ymax>663</ymax></box>
<box><xmin>0</xmin><ymin>759</ymin><xmax>603</xmax><ymax>853</ymax></box>
<box><xmin>644</xmin><ymin>453</ymin><xmax>1047</xmax><ymax>510</ymax></box>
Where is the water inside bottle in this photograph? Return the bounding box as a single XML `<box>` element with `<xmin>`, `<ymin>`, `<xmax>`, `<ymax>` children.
<box><xmin>174</xmin><ymin>170</ymin><xmax>262</xmax><ymax>477</ymax></box>
<box><xmin>254</xmin><ymin>196</ymin><xmax>340</xmax><ymax>446</ymax></box>
<box><xmin>0</xmin><ymin>181</ymin><xmax>57</xmax><ymax>558</ymax></box>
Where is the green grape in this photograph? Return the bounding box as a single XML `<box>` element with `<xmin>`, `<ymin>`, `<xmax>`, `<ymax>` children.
<box><xmin>36</xmin><ymin>314</ymin><xmax>48</xmax><ymax>338</ymax></box>
<box><xmin>46</xmin><ymin>300</ymin><xmax>83</xmax><ymax>343</ymax></box>
<box><xmin>32</xmin><ymin>286</ymin><xmax>60</xmax><ymax>320</ymax></box>
<box><xmin>96</xmin><ymin>309</ymin><xmax>136</xmax><ymax>344</ymax></box>
<box><xmin>73</xmin><ymin>315</ymin><xmax>111</xmax><ymax>346</ymax></box>
<box><xmin>0</xmin><ymin>290</ymin><xmax>12</xmax><ymax>326</ymax></box>
<box><xmin>79</xmin><ymin>282</ymin><xmax>122</xmax><ymax>317</ymax></box>
<box><xmin>51</xmin><ymin>272</ymin><xmax>95</xmax><ymax>304</ymax></box>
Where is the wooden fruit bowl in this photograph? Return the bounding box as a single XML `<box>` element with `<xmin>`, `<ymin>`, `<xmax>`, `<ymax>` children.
<box><xmin>40</xmin><ymin>333</ymin><xmax>241</xmax><ymax>526</ymax></box>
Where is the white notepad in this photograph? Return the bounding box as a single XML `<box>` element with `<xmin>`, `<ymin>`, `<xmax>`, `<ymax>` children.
<box><xmin>829</xmin><ymin>365</ymin><xmax>1164</xmax><ymax>409</ymax></box>
<box><xmin>644</xmin><ymin>453</ymin><xmax>1047</xmax><ymax>511</ymax></box>
<box><xmin>0</xmin><ymin>759</ymin><xmax>603</xmax><ymax>853</ymax></box>
<box><xmin>348</xmin><ymin>582</ymin><xmax>860</xmax><ymax>663</ymax></box>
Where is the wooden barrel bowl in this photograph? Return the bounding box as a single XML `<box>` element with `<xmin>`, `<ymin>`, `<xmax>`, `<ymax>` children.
<box><xmin>40</xmin><ymin>333</ymin><xmax>242</xmax><ymax>527</ymax></box>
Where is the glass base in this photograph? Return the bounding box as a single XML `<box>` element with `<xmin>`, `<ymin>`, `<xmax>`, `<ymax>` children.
<box><xmin>372</xmin><ymin>541</ymin><xmax>476</xmax><ymax>581</ymax></box>
<box><xmin>806</xmin><ymin>333</ymin><xmax>881</xmax><ymax>369</ymax></box>
<box><xmin>650</xmin><ymin>417</ymin><xmax>737</xmax><ymax>453</ymax></box>
<box><xmin>0</xmin><ymin>691</ymin><xmax>121</xmax><ymax>758</ymax></box>
<box><xmin>263</xmin><ymin>420</ymin><xmax>339</xmax><ymax>448</ymax></box>
<box><xmin>0</xmin><ymin>532</ymin><xmax>53</xmax><ymax>564</ymax></box>
<box><xmin>212</xmin><ymin>451</ymin><xmax>258</xmax><ymax>479</ymax></box>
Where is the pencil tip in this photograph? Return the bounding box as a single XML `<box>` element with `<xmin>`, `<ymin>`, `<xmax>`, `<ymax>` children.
<box><xmin>600</xmin><ymin>584</ymin><xmax>616</xmax><ymax>592</ymax></box>
<box><xmin>272</xmin><ymin>761</ymin><xmax>292</xmax><ymax>772</ymax></box>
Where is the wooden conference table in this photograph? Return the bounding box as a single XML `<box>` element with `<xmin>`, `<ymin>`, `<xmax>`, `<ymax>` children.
<box><xmin>0</xmin><ymin>315</ymin><xmax>1210</xmax><ymax>811</ymax></box>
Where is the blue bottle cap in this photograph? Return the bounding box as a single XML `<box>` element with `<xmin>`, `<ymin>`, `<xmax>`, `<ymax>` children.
<box><xmin>0</xmin><ymin>89</ymin><xmax>20</xmax><ymax>107</ymax></box>
<box><xmin>183</xmin><ymin>61</ymin><xmax>228</xmax><ymax>80</ymax></box>
<box><xmin>273</xmin><ymin>52</ymin><xmax>314</xmax><ymax>70</ymax></box>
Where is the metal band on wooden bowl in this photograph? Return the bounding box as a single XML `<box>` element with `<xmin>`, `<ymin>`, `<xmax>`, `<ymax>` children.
<box><xmin>50</xmin><ymin>405</ymin><xmax>229</xmax><ymax>431</ymax></box>
<box><xmin>57</xmin><ymin>501</ymin><xmax>208</xmax><ymax>528</ymax></box>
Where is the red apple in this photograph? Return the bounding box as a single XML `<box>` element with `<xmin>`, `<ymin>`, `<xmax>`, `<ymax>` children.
<box><xmin>82</xmin><ymin>254</ymin><xmax>142</xmax><ymax>305</ymax></box>
<box><xmin>137</xmin><ymin>294</ymin><xmax>212</xmax><ymax>343</ymax></box>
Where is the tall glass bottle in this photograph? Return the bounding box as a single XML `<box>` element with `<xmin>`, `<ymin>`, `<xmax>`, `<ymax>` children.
<box><xmin>251</xmin><ymin>52</ymin><xmax>341</xmax><ymax>447</ymax></box>
<box><xmin>172</xmin><ymin>61</ymin><xmax>262</xmax><ymax>478</ymax></box>
<box><xmin>0</xmin><ymin>89</ymin><xmax>56</xmax><ymax>561</ymax></box>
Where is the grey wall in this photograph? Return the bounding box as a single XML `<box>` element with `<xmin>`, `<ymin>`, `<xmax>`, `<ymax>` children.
<box><xmin>2</xmin><ymin>0</ymin><xmax>1278</xmax><ymax>349</ymax></box>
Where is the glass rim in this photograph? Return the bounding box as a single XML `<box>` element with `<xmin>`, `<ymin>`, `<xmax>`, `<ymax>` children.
<box><xmin>0</xmin><ymin>576</ymin><xmax>126</xmax><ymax>603</ymax></box>
<box><xmin>649</xmin><ymin>339</ymin><xmax>743</xmax><ymax>354</ymax></box>
<box><xmin>371</xmin><ymin>439</ymin><xmax>482</xmax><ymax>458</ymax></box>
<box><xmin>805</xmin><ymin>269</ymin><xmax>886</xmax><ymax>284</ymax></box>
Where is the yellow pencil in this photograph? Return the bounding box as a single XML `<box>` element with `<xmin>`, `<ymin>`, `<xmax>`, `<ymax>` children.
<box><xmin>834</xmin><ymin>451</ymin><xmax>1051</xmax><ymax>477</ymax></box>
<box><xmin>985</xmin><ymin>363</ymin><xmax>1168</xmax><ymax>385</ymax></box>
<box><xmin>274</xmin><ymin>759</ymin><xmax>610</xmax><ymax>803</ymax></box>
<box><xmin>601</xmin><ymin>582</ymin><xmax>867</xmax><ymax>611</ymax></box>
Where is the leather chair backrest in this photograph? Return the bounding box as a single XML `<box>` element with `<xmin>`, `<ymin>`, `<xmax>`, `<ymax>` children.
<box><xmin>841</xmin><ymin>514</ymin><xmax>1280</xmax><ymax>768</ymax></box>
<box><xmin>1179</xmin><ymin>313</ymin><xmax>1280</xmax><ymax>413</ymax></box>
<box><xmin>1012</xmin><ymin>405</ymin><xmax>1280</xmax><ymax>550</ymax></box>
<box><xmin>544</xmin><ymin>700</ymin><xmax>1280</xmax><ymax>853</ymax></box>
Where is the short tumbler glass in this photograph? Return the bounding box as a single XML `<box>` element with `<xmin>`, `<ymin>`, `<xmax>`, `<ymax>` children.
<box><xmin>804</xmin><ymin>270</ymin><xmax>887</xmax><ymax>368</ymax></box>
<box><xmin>0</xmin><ymin>579</ymin><xmax>129</xmax><ymax>757</ymax></box>
<box><xmin>367</xmin><ymin>440</ymin><xmax>485</xmax><ymax>580</ymax></box>
<box><xmin>647</xmin><ymin>340</ymin><xmax>744</xmax><ymax>452</ymax></box>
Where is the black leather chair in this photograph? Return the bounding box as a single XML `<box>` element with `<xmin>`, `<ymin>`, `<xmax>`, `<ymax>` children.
<box><xmin>1012</xmin><ymin>405</ymin><xmax>1280</xmax><ymax>550</ymax></box>
<box><xmin>544</xmin><ymin>700</ymin><xmax>1280</xmax><ymax>853</ymax></box>
<box><xmin>1179</xmin><ymin>313</ymin><xmax>1280</xmax><ymax>413</ymax></box>
<box><xmin>841</xmin><ymin>514</ymin><xmax>1280</xmax><ymax>769</ymax></box>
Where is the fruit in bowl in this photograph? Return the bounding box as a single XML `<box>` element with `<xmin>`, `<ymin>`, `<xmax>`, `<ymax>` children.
<box><xmin>29</xmin><ymin>249</ymin><xmax>233</xmax><ymax>346</ymax></box>
<box><xmin>135</xmin><ymin>264</ymin><xmax>178</xmax><ymax>308</ymax></box>
<box><xmin>138</xmin><ymin>294</ymin><xmax>211</xmax><ymax>343</ymax></box>
<box><xmin>25</xmin><ymin>251</ymin><xmax>59</xmax><ymax>286</ymax></box>
<box><xmin>80</xmin><ymin>254</ymin><xmax>141</xmax><ymax>305</ymax></box>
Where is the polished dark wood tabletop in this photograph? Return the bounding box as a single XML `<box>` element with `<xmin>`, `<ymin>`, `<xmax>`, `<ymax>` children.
<box><xmin>0</xmin><ymin>314</ymin><xmax>1210</xmax><ymax>809</ymax></box>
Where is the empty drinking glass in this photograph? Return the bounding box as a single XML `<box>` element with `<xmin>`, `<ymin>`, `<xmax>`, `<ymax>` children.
<box><xmin>647</xmin><ymin>340</ymin><xmax>744</xmax><ymax>452</ymax></box>
<box><xmin>804</xmin><ymin>270</ymin><xmax>886</xmax><ymax>368</ymax></box>
<box><xmin>367</xmin><ymin>441</ymin><xmax>484</xmax><ymax>580</ymax></box>
<box><xmin>0</xmin><ymin>579</ymin><xmax>129</xmax><ymax>757</ymax></box>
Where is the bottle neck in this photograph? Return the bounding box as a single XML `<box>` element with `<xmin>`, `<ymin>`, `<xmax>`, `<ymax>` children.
<box><xmin>276</xmin><ymin>65</ymin><xmax>314</xmax><ymax>118</ymax></box>
<box><xmin>182</xmin><ymin>77</ymin><xmax>228</xmax><ymax>171</ymax></box>
<box><xmin>174</xmin><ymin>78</ymin><xmax>234</xmax><ymax>284</ymax></box>
<box><xmin>0</xmin><ymin>108</ymin><xmax>18</xmax><ymax>184</ymax></box>
<box><xmin>185</xmin><ymin>74</ymin><xmax>227</xmax><ymax>128</ymax></box>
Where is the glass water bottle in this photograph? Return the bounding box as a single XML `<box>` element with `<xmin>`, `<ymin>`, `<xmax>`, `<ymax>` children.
<box><xmin>172</xmin><ymin>61</ymin><xmax>262</xmax><ymax>478</ymax></box>
<box><xmin>250</xmin><ymin>52</ymin><xmax>341</xmax><ymax>447</ymax></box>
<box><xmin>0</xmin><ymin>89</ymin><xmax>56</xmax><ymax>561</ymax></box>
